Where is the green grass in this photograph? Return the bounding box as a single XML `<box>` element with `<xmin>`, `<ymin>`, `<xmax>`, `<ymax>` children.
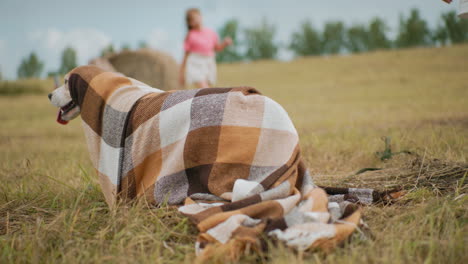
<box><xmin>1</xmin><ymin>44</ymin><xmax>467</xmax><ymax>263</ymax></box>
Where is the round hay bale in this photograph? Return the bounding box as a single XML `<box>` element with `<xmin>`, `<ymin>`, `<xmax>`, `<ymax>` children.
<box><xmin>107</xmin><ymin>48</ymin><xmax>180</xmax><ymax>91</ymax></box>
<box><xmin>88</xmin><ymin>57</ymin><xmax>117</xmax><ymax>72</ymax></box>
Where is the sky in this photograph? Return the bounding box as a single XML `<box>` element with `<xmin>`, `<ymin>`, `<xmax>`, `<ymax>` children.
<box><xmin>0</xmin><ymin>0</ymin><xmax>459</xmax><ymax>79</ymax></box>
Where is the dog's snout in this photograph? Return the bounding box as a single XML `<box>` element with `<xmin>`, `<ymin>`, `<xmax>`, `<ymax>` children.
<box><xmin>48</xmin><ymin>93</ymin><xmax>52</xmax><ymax>100</ymax></box>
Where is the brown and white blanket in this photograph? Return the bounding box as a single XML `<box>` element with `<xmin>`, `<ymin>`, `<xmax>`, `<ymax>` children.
<box><xmin>68</xmin><ymin>66</ymin><xmax>378</xmax><ymax>259</ymax></box>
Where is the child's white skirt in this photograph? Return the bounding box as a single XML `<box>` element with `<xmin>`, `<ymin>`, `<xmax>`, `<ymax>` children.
<box><xmin>185</xmin><ymin>53</ymin><xmax>217</xmax><ymax>85</ymax></box>
<box><xmin>460</xmin><ymin>0</ymin><xmax>468</xmax><ymax>18</ymax></box>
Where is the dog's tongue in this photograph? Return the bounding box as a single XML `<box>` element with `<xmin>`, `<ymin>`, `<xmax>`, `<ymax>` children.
<box><xmin>57</xmin><ymin>109</ymin><xmax>69</xmax><ymax>125</ymax></box>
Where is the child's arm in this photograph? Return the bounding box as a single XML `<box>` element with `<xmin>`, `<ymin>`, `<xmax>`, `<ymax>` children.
<box><xmin>215</xmin><ymin>37</ymin><xmax>233</xmax><ymax>52</ymax></box>
<box><xmin>180</xmin><ymin>32</ymin><xmax>191</xmax><ymax>86</ymax></box>
<box><xmin>179</xmin><ymin>51</ymin><xmax>190</xmax><ymax>86</ymax></box>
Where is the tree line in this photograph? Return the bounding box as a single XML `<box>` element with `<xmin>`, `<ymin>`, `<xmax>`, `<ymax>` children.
<box><xmin>17</xmin><ymin>47</ymin><xmax>77</xmax><ymax>79</ymax></box>
<box><xmin>217</xmin><ymin>9</ymin><xmax>468</xmax><ymax>62</ymax></box>
<box><xmin>12</xmin><ymin>9</ymin><xmax>468</xmax><ymax>79</ymax></box>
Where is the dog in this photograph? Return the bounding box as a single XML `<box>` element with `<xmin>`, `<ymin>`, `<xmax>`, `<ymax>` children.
<box><xmin>48</xmin><ymin>65</ymin><xmax>307</xmax><ymax>205</ymax></box>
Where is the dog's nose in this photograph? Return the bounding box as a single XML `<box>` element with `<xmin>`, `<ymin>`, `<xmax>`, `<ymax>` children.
<box><xmin>48</xmin><ymin>93</ymin><xmax>52</xmax><ymax>100</ymax></box>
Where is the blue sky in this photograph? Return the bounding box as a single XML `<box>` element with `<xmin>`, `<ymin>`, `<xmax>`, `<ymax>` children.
<box><xmin>0</xmin><ymin>0</ymin><xmax>458</xmax><ymax>79</ymax></box>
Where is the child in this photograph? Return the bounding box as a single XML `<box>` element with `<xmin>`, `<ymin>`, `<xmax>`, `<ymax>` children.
<box><xmin>180</xmin><ymin>8</ymin><xmax>232</xmax><ymax>88</ymax></box>
<box><xmin>442</xmin><ymin>0</ymin><xmax>468</xmax><ymax>18</ymax></box>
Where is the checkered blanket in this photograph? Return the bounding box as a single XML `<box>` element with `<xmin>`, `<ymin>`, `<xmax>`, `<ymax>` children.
<box><xmin>68</xmin><ymin>66</ymin><xmax>374</xmax><ymax>259</ymax></box>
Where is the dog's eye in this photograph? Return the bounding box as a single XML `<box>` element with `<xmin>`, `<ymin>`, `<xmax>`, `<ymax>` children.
<box><xmin>64</xmin><ymin>79</ymin><xmax>68</xmax><ymax>85</ymax></box>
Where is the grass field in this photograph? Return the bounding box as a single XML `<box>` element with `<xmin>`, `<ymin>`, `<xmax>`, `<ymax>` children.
<box><xmin>1</xmin><ymin>44</ymin><xmax>467</xmax><ymax>263</ymax></box>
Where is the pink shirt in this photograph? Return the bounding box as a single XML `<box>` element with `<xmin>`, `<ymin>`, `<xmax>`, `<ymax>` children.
<box><xmin>184</xmin><ymin>28</ymin><xmax>219</xmax><ymax>57</ymax></box>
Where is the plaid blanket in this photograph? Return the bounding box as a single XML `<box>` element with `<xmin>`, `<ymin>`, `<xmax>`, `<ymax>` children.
<box><xmin>68</xmin><ymin>66</ymin><xmax>375</xmax><ymax>259</ymax></box>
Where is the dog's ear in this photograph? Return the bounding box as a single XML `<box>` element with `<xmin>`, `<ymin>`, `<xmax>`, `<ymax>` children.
<box><xmin>68</xmin><ymin>73</ymin><xmax>89</xmax><ymax>107</ymax></box>
<box><xmin>68</xmin><ymin>65</ymin><xmax>106</xmax><ymax>106</ymax></box>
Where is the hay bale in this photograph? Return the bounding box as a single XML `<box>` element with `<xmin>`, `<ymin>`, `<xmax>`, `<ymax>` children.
<box><xmin>106</xmin><ymin>48</ymin><xmax>180</xmax><ymax>91</ymax></box>
<box><xmin>88</xmin><ymin>57</ymin><xmax>116</xmax><ymax>72</ymax></box>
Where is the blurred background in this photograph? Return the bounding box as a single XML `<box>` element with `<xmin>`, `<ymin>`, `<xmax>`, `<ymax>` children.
<box><xmin>0</xmin><ymin>0</ymin><xmax>466</xmax><ymax>85</ymax></box>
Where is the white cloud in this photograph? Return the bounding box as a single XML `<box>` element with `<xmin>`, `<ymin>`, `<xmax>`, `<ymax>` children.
<box><xmin>0</xmin><ymin>40</ymin><xmax>5</xmax><ymax>56</ymax></box>
<box><xmin>0</xmin><ymin>39</ymin><xmax>6</xmax><ymax>58</ymax></box>
<box><xmin>147</xmin><ymin>28</ymin><xmax>183</xmax><ymax>62</ymax></box>
<box><xmin>30</xmin><ymin>28</ymin><xmax>112</xmax><ymax>73</ymax></box>
<box><xmin>148</xmin><ymin>28</ymin><xmax>170</xmax><ymax>50</ymax></box>
<box><xmin>0</xmin><ymin>39</ymin><xmax>12</xmax><ymax>79</ymax></box>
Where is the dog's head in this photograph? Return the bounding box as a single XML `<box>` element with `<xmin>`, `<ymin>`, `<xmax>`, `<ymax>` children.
<box><xmin>48</xmin><ymin>65</ymin><xmax>104</xmax><ymax>125</ymax></box>
<box><xmin>48</xmin><ymin>73</ymin><xmax>81</xmax><ymax>125</ymax></box>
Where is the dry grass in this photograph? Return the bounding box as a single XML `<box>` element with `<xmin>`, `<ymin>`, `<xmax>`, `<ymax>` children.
<box><xmin>1</xmin><ymin>44</ymin><xmax>467</xmax><ymax>263</ymax></box>
<box><xmin>329</xmin><ymin>155</ymin><xmax>468</xmax><ymax>193</ymax></box>
<box><xmin>0</xmin><ymin>78</ymin><xmax>53</xmax><ymax>96</ymax></box>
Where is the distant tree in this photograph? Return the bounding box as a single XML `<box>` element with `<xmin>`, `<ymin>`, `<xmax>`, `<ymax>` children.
<box><xmin>345</xmin><ymin>24</ymin><xmax>369</xmax><ymax>53</ymax></box>
<box><xmin>58</xmin><ymin>46</ymin><xmax>77</xmax><ymax>75</ymax></box>
<box><xmin>368</xmin><ymin>18</ymin><xmax>391</xmax><ymax>50</ymax></box>
<box><xmin>396</xmin><ymin>9</ymin><xmax>432</xmax><ymax>48</ymax></box>
<box><xmin>244</xmin><ymin>19</ymin><xmax>278</xmax><ymax>60</ymax></box>
<box><xmin>101</xmin><ymin>44</ymin><xmax>115</xmax><ymax>57</ymax></box>
<box><xmin>138</xmin><ymin>41</ymin><xmax>148</xmax><ymax>49</ymax></box>
<box><xmin>17</xmin><ymin>52</ymin><xmax>44</xmax><ymax>79</ymax></box>
<box><xmin>217</xmin><ymin>19</ymin><xmax>243</xmax><ymax>63</ymax></box>
<box><xmin>121</xmin><ymin>43</ymin><xmax>131</xmax><ymax>51</ymax></box>
<box><xmin>433</xmin><ymin>24</ymin><xmax>450</xmax><ymax>45</ymax></box>
<box><xmin>439</xmin><ymin>11</ymin><xmax>468</xmax><ymax>44</ymax></box>
<box><xmin>0</xmin><ymin>68</ymin><xmax>2</xmax><ymax>81</ymax></box>
<box><xmin>322</xmin><ymin>21</ymin><xmax>346</xmax><ymax>54</ymax></box>
<box><xmin>289</xmin><ymin>20</ymin><xmax>322</xmax><ymax>56</ymax></box>
<box><xmin>47</xmin><ymin>71</ymin><xmax>59</xmax><ymax>78</ymax></box>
